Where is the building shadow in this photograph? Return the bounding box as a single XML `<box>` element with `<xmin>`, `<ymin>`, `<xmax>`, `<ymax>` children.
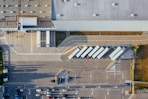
<box><xmin>51</xmin><ymin>0</ymin><xmax>56</xmax><ymax>20</ymax></box>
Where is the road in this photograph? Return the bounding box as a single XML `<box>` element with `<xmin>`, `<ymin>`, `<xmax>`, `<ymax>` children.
<box><xmin>4</xmin><ymin>84</ymin><xmax>127</xmax><ymax>99</ymax></box>
<box><xmin>58</xmin><ymin>35</ymin><xmax>148</xmax><ymax>52</ymax></box>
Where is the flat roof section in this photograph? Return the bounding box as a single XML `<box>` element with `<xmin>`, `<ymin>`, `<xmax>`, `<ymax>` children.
<box><xmin>19</xmin><ymin>17</ymin><xmax>37</xmax><ymax>26</ymax></box>
<box><xmin>53</xmin><ymin>20</ymin><xmax>148</xmax><ymax>31</ymax></box>
<box><xmin>53</xmin><ymin>0</ymin><xmax>148</xmax><ymax>20</ymax></box>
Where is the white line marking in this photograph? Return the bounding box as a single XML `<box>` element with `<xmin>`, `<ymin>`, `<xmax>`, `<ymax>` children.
<box><xmin>122</xmin><ymin>72</ymin><xmax>124</xmax><ymax>79</ymax></box>
<box><xmin>31</xmin><ymin>32</ymin><xmax>33</xmax><ymax>53</ymax></box>
<box><xmin>107</xmin><ymin>89</ymin><xmax>109</xmax><ymax>95</ymax></box>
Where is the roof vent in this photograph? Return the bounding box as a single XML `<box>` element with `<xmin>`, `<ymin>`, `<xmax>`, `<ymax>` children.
<box><xmin>112</xmin><ymin>3</ymin><xmax>119</xmax><ymax>6</ymax></box>
<box><xmin>92</xmin><ymin>13</ymin><xmax>100</xmax><ymax>17</ymax></box>
<box><xmin>130</xmin><ymin>13</ymin><xmax>138</xmax><ymax>17</ymax></box>
<box><xmin>57</xmin><ymin>14</ymin><xmax>64</xmax><ymax>17</ymax></box>
<box><xmin>74</xmin><ymin>3</ymin><xmax>81</xmax><ymax>6</ymax></box>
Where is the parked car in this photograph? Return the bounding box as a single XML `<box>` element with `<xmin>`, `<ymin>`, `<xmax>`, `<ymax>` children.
<box><xmin>3</xmin><ymin>68</ymin><xmax>8</xmax><ymax>74</ymax></box>
<box><xmin>3</xmin><ymin>74</ymin><xmax>8</xmax><ymax>82</ymax></box>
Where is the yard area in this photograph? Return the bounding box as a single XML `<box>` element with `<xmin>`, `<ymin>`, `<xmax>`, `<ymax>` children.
<box><xmin>134</xmin><ymin>45</ymin><xmax>148</xmax><ymax>82</ymax></box>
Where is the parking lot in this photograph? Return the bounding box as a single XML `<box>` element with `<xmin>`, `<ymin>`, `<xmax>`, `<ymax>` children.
<box><xmin>1</xmin><ymin>58</ymin><xmax>130</xmax><ymax>99</ymax></box>
<box><xmin>6</xmin><ymin>59</ymin><xmax>115</xmax><ymax>85</ymax></box>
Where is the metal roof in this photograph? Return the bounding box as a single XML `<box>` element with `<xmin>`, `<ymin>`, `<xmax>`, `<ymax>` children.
<box><xmin>53</xmin><ymin>20</ymin><xmax>148</xmax><ymax>31</ymax></box>
<box><xmin>53</xmin><ymin>0</ymin><xmax>148</xmax><ymax>20</ymax></box>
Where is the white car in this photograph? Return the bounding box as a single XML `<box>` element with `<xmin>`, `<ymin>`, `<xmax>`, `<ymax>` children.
<box><xmin>3</xmin><ymin>77</ymin><xmax>8</xmax><ymax>82</ymax></box>
<box><xmin>3</xmin><ymin>68</ymin><xmax>8</xmax><ymax>74</ymax></box>
<box><xmin>35</xmin><ymin>94</ymin><xmax>40</xmax><ymax>97</ymax></box>
<box><xmin>36</xmin><ymin>88</ymin><xmax>41</xmax><ymax>92</ymax></box>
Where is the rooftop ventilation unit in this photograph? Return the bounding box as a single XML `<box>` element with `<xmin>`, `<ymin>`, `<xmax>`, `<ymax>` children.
<box><xmin>35</xmin><ymin>5</ymin><xmax>40</xmax><ymax>7</ymax></box>
<box><xmin>30</xmin><ymin>11</ymin><xmax>35</xmax><ymax>13</ymax></box>
<box><xmin>15</xmin><ymin>5</ymin><xmax>19</xmax><ymax>7</ymax></box>
<box><xmin>57</xmin><ymin>14</ymin><xmax>64</xmax><ymax>17</ymax></box>
<box><xmin>0</xmin><ymin>11</ymin><xmax>5</xmax><ymax>13</ymax></box>
<box><xmin>44</xmin><ymin>5</ymin><xmax>49</xmax><ymax>7</ymax></box>
<box><xmin>74</xmin><ymin>3</ymin><xmax>81</xmax><ymax>6</ymax></box>
<box><xmin>112</xmin><ymin>3</ymin><xmax>119</xmax><ymax>6</ymax></box>
<box><xmin>92</xmin><ymin>13</ymin><xmax>100</xmax><ymax>17</ymax></box>
<box><xmin>10</xmin><ymin>11</ymin><xmax>15</xmax><ymax>13</ymax></box>
<box><xmin>25</xmin><ymin>5</ymin><xmax>30</xmax><ymax>7</ymax></box>
<box><xmin>20</xmin><ymin>11</ymin><xmax>25</xmax><ymax>13</ymax></box>
<box><xmin>39</xmin><ymin>11</ymin><xmax>44</xmax><ymax>13</ymax></box>
<box><xmin>130</xmin><ymin>13</ymin><xmax>138</xmax><ymax>17</ymax></box>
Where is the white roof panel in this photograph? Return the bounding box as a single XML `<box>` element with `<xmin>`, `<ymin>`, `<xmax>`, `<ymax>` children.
<box><xmin>53</xmin><ymin>21</ymin><xmax>148</xmax><ymax>31</ymax></box>
<box><xmin>19</xmin><ymin>17</ymin><xmax>37</xmax><ymax>26</ymax></box>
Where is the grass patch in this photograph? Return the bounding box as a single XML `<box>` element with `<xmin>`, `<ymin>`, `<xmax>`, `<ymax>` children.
<box><xmin>55</xmin><ymin>31</ymin><xmax>66</xmax><ymax>46</ymax></box>
<box><xmin>134</xmin><ymin>45</ymin><xmax>148</xmax><ymax>82</ymax></box>
<box><xmin>135</xmin><ymin>84</ymin><xmax>148</xmax><ymax>92</ymax></box>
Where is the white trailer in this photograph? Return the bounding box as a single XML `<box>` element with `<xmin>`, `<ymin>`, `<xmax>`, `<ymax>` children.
<box><xmin>97</xmin><ymin>47</ymin><xmax>109</xmax><ymax>59</ymax></box>
<box><xmin>92</xmin><ymin>47</ymin><xmax>104</xmax><ymax>58</ymax></box>
<box><xmin>68</xmin><ymin>48</ymin><xmax>80</xmax><ymax>59</ymax></box>
<box><xmin>81</xmin><ymin>47</ymin><xmax>93</xmax><ymax>58</ymax></box>
<box><xmin>37</xmin><ymin>31</ymin><xmax>41</xmax><ymax>47</ymax></box>
<box><xmin>46</xmin><ymin>31</ymin><xmax>50</xmax><ymax>47</ymax></box>
<box><xmin>109</xmin><ymin>46</ymin><xmax>122</xmax><ymax>58</ymax></box>
<box><xmin>76</xmin><ymin>46</ymin><xmax>88</xmax><ymax>58</ymax></box>
<box><xmin>88</xmin><ymin>46</ymin><xmax>100</xmax><ymax>57</ymax></box>
<box><xmin>111</xmin><ymin>48</ymin><xmax>125</xmax><ymax>61</ymax></box>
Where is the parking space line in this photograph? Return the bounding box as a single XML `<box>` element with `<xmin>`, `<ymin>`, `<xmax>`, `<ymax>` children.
<box><xmin>17</xmin><ymin>32</ymin><xmax>19</xmax><ymax>45</ymax></box>
<box><xmin>107</xmin><ymin>89</ymin><xmax>109</xmax><ymax>95</ymax></box>
<box><xmin>31</xmin><ymin>32</ymin><xmax>33</xmax><ymax>53</ymax></box>
<box><xmin>122</xmin><ymin>88</ymin><xmax>124</xmax><ymax>94</ymax></box>
<box><xmin>91</xmin><ymin>89</ymin><xmax>93</xmax><ymax>95</ymax></box>
<box><xmin>106</xmin><ymin>72</ymin><xmax>108</xmax><ymax>79</ymax></box>
<box><xmin>114</xmin><ymin>71</ymin><xmax>116</xmax><ymax>77</ymax></box>
<box><xmin>122</xmin><ymin>72</ymin><xmax>124</xmax><ymax>79</ymax></box>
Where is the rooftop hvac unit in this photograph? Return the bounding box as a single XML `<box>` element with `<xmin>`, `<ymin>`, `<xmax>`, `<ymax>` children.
<box><xmin>112</xmin><ymin>3</ymin><xmax>119</xmax><ymax>6</ymax></box>
<box><xmin>44</xmin><ymin>5</ymin><xmax>49</xmax><ymax>7</ymax></box>
<box><xmin>92</xmin><ymin>13</ymin><xmax>100</xmax><ymax>17</ymax></box>
<box><xmin>5</xmin><ymin>5</ymin><xmax>9</xmax><ymax>7</ymax></box>
<box><xmin>15</xmin><ymin>5</ymin><xmax>19</xmax><ymax>7</ymax></box>
<box><xmin>39</xmin><ymin>11</ymin><xmax>44</xmax><ymax>13</ymax></box>
<box><xmin>74</xmin><ymin>3</ymin><xmax>81</xmax><ymax>6</ymax></box>
<box><xmin>20</xmin><ymin>11</ymin><xmax>24</xmax><ymax>13</ymax></box>
<box><xmin>25</xmin><ymin>5</ymin><xmax>30</xmax><ymax>7</ymax></box>
<box><xmin>130</xmin><ymin>13</ymin><xmax>138</xmax><ymax>17</ymax></box>
<box><xmin>57</xmin><ymin>14</ymin><xmax>64</xmax><ymax>17</ymax></box>
<box><xmin>30</xmin><ymin>11</ymin><xmax>35</xmax><ymax>13</ymax></box>
<box><xmin>10</xmin><ymin>11</ymin><xmax>15</xmax><ymax>13</ymax></box>
<box><xmin>0</xmin><ymin>11</ymin><xmax>4</xmax><ymax>13</ymax></box>
<box><xmin>35</xmin><ymin>5</ymin><xmax>40</xmax><ymax>7</ymax></box>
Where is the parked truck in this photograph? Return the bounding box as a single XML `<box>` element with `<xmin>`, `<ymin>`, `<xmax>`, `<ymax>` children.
<box><xmin>109</xmin><ymin>46</ymin><xmax>121</xmax><ymax>58</ymax></box>
<box><xmin>97</xmin><ymin>47</ymin><xmax>109</xmax><ymax>59</ymax></box>
<box><xmin>68</xmin><ymin>48</ymin><xmax>80</xmax><ymax>59</ymax></box>
<box><xmin>92</xmin><ymin>47</ymin><xmax>104</xmax><ymax>58</ymax></box>
<box><xmin>88</xmin><ymin>46</ymin><xmax>100</xmax><ymax>57</ymax></box>
<box><xmin>81</xmin><ymin>47</ymin><xmax>93</xmax><ymax>58</ymax></box>
<box><xmin>76</xmin><ymin>46</ymin><xmax>88</xmax><ymax>58</ymax></box>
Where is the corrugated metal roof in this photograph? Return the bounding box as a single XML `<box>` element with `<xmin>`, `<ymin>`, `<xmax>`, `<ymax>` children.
<box><xmin>53</xmin><ymin>20</ymin><xmax>148</xmax><ymax>31</ymax></box>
